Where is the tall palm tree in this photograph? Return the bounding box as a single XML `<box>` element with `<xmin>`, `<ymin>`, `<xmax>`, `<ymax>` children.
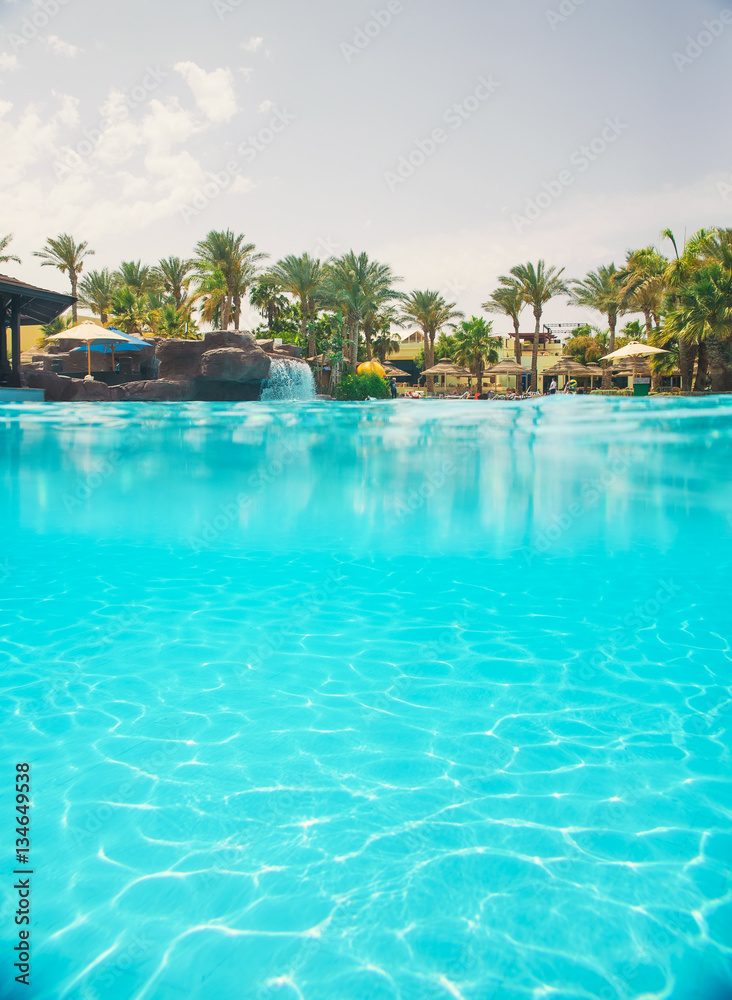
<box><xmin>33</xmin><ymin>233</ymin><xmax>95</xmax><ymax>323</ymax></box>
<box><xmin>661</xmin><ymin>229</ymin><xmax>712</xmax><ymax>392</ymax></box>
<box><xmin>192</xmin><ymin>230</ymin><xmax>266</xmax><ymax>330</ymax></box>
<box><xmin>619</xmin><ymin>247</ymin><xmax>667</xmax><ymax>335</ymax></box>
<box><xmin>250</xmin><ymin>277</ymin><xmax>288</xmax><ymax>331</ymax></box>
<box><xmin>483</xmin><ymin>285</ymin><xmax>525</xmax><ymax>363</ymax></box>
<box><xmin>323</xmin><ymin>252</ymin><xmax>403</xmax><ymax>367</ymax></box>
<box><xmin>113</xmin><ymin>261</ymin><xmax>162</xmax><ymax>296</ymax></box>
<box><xmin>497</xmin><ymin>261</ymin><xmax>568</xmax><ymax>391</ymax></box>
<box><xmin>78</xmin><ymin>268</ymin><xmax>115</xmax><ymax>325</ymax></box>
<box><xmin>453</xmin><ymin>317</ymin><xmax>500</xmax><ymax>394</ymax></box>
<box><xmin>399</xmin><ymin>290</ymin><xmax>463</xmax><ymax>391</ymax></box>
<box><xmin>268</xmin><ymin>254</ymin><xmax>323</xmax><ymax>357</ymax></box>
<box><xmin>671</xmin><ymin>264</ymin><xmax>732</xmax><ymax>391</ymax></box>
<box><xmin>569</xmin><ymin>263</ymin><xmax>625</xmax><ymax>387</ymax></box>
<box><xmin>153</xmin><ymin>257</ymin><xmax>194</xmax><ymax>308</ymax></box>
<box><xmin>0</xmin><ymin>234</ymin><xmax>21</xmax><ymax>266</ymax></box>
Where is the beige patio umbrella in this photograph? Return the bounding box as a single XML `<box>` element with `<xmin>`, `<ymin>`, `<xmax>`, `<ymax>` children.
<box><xmin>601</xmin><ymin>341</ymin><xmax>669</xmax><ymax>379</ymax></box>
<box><xmin>485</xmin><ymin>358</ymin><xmax>531</xmax><ymax>394</ymax></box>
<box><xmin>47</xmin><ymin>322</ymin><xmax>131</xmax><ymax>378</ymax></box>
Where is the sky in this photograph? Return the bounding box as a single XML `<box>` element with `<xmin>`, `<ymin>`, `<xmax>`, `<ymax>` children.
<box><xmin>1</xmin><ymin>0</ymin><xmax>731</xmax><ymax>333</ymax></box>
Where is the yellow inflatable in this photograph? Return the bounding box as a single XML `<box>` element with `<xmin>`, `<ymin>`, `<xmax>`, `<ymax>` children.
<box><xmin>357</xmin><ymin>361</ymin><xmax>387</xmax><ymax>378</ymax></box>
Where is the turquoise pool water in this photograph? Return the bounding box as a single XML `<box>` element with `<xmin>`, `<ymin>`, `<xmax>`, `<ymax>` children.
<box><xmin>1</xmin><ymin>397</ymin><xmax>731</xmax><ymax>1000</ymax></box>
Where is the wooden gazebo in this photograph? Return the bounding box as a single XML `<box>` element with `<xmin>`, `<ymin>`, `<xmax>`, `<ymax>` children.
<box><xmin>0</xmin><ymin>274</ymin><xmax>75</xmax><ymax>386</ymax></box>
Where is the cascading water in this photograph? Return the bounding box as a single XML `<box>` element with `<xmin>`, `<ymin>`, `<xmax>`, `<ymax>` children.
<box><xmin>260</xmin><ymin>358</ymin><xmax>317</xmax><ymax>401</ymax></box>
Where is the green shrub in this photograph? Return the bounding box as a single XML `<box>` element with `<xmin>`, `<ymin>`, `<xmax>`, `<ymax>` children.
<box><xmin>334</xmin><ymin>373</ymin><xmax>391</xmax><ymax>401</ymax></box>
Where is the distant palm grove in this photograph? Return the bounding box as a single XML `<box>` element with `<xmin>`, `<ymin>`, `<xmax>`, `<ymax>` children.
<box><xmin>3</xmin><ymin>225</ymin><xmax>732</xmax><ymax>393</ymax></box>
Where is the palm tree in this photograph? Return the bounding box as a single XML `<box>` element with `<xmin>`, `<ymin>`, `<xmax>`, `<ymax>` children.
<box><xmin>250</xmin><ymin>278</ymin><xmax>288</xmax><ymax>331</ymax></box>
<box><xmin>37</xmin><ymin>312</ymin><xmax>72</xmax><ymax>348</ymax></box>
<box><xmin>267</xmin><ymin>254</ymin><xmax>323</xmax><ymax>356</ymax></box>
<box><xmin>363</xmin><ymin>304</ymin><xmax>403</xmax><ymax>362</ymax></box>
<box><xmin>0</xmin><ymin>234</ymin><xmax>21</xmax><ymax>266</ymax></box>
<box><xmin>483</xmin><ymin>285</ymin><xmax>525</xmax><ymax>363</ymax></box>
<box><xmin>399</xmin><ymin>290</ymin><xmax>463</xmax><ymax>391</ymax></box>
<box><xmin>78</xmin><ymin>269</ymin><xmax>115</xmax><ymax>325</ymax></box>
<box><xmin>661</xmin><ymin>229</ymin><xmax>713</xmax><ymax>392</ymax></box>
<box><xmin>152</xmin><ymin>302</ymin><xmax>196</xmax><ymax>339</ymax></box>
<box><xmin>322</xmin><ymin>252</ymin><xmax>404</xmax><ymax>368</ymax></box>
<box><xmin>619</xmin><ymin>247</ymin><xmax>667</xmax><ymax>335</ymax></box>
<box><xmin>569</xmin><ymin>264</ymin><xmax>625</xmax><ymax>388</ymax></box>
<box><xmin>672</xmin><ymin>264</ymin><xmax>732</xmax><ymax>391</ymax></box>
<box><xmin>497</xmin><ymin>261</ymin><xmax>568</xmax><ymax>391</ymax></box>
<box><xmin>113</xmin><ymin>260</ymin><xmax>161</xmax><ymax>296</ymax></box>
<box><xmin>372</xmin><ymin>328</ymin><xmax>402</xmax><ymax>364</ymax></box>
<box><xmin>453</xmin><ymin>317</ymin><xmax>500</xmax><ymax>393</ymax></box>
<box><xmin>110</xmin><ymin>286</ymin><xmax>150</xmax><ymax>335</ymax></box>
<box><xmin>33</xmin><ymin>233</ymin><xmax>95</xmax><ymax>323</ymax></box>
<box><xmin>192</xmin><ymin>230</ymin><xmax>266</xmax><ymax>330</ymax></box>
<box><xmin>153</xmin><ymin>257</ymin><xmax>194</xmax><ymax>308</ymax></box>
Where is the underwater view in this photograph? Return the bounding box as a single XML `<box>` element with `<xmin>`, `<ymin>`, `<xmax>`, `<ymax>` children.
<box><xmin>2</xmin><ymin>397</ymin><xmax>731</xmax><ymax>1000</ymax></box>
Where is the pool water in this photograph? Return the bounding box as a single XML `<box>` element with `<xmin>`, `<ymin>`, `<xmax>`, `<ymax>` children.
<box><xmin>1</xmin><ymin>398</ymin><xmax>731</xmax><ymax>1000</ymax></box>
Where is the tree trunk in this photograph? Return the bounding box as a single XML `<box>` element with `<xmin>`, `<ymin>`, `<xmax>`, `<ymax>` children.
<box><xmin>233</xmin><ymin>294</ymin><xmax>241</xmax><ymax>331</ymax></box>
<box><xmin>603</xmin><ymin>312</ymin><xmax>616</xmax><ymax>389</ymax></box>
<box><xmin>679</xmin><ymin>339</ymin><xmax>693</xmax><ymax>392</ymax></box>
<box><xmin>531</xmin><ymin>308</ymin><xmax>541</xmax><ymax>392</ymax></box>
<box><xmin>693</xmin><ymin>339</ymin><xmax>708</xmax><ymax>392</ymax></box>
<box><xmin>476</xmin><ymin>357</ymin><xmax>483</xmax><ymax>395</ymax></box>
<box><xmin>643</xmin><ymin>310</ymin><xmax>653</xmax><ymax>336</ymax></box>
<box><xmin>365</xmin><ymin>330</ymin><xmax>373</xmax><ymax>360</ymax></box>
<box><xmin>300</xmin><ymin>300</ymin><xmax>308</xmax><ymax>356</ymax></box>
<box><xmin>101</xmin><ymin>310</ymin><xmax>108</xmax><ymax>325</ymax></box>
<box><xmin>222</xmin><ymin>290</ymin><xmax>233</xmax><ymax>329</ymax></box>
<box><xmin>71</xmin><ymin>276</ymin><xmax>78</xmax><ymax>324</ymax></box>
<box><xmin>513</xmin><ymin>318</ymin><xmax>521</xmax><ymax>364</ymax></box>
<box><xmin>426</xmin><ymin>332</ymin><xmax>436</xmax><ymax>394</ymax></box>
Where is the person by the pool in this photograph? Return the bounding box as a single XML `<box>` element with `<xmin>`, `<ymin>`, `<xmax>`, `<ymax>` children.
<box><xmin>549</xmin><ymin>379</ymin><xmax>557</xmax><ymax>395</ymax></box>
<box><xmin>390</xmin><ymin>377</ymin><xmax>397</xmax><ymax>399</ymax></box>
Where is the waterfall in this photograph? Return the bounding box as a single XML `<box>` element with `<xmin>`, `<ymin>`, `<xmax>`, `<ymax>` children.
<box><xmin>260</xmin><ymin>359</ymin><xmax>316</xmax><ymax>401</ymax></box>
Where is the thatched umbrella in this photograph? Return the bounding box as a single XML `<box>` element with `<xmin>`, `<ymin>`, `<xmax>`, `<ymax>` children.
<box><xmin>421</xmin><ymin>357</ymin><xmax>473</xmax><ymax>378</ymax></box>
<box><xmin>382</xmin><ymin>363</ymin><xmax>409</xmax><ymax>380</ymax></box>
<box><xmin>421</xmin><ymin>357</ymin><xmax>473</xmax><ymax>391</ymax></box>
<box><xmin>485</xmin><ymin>358</ymin><xmax>531</xmax><ymax>395</ymax></box>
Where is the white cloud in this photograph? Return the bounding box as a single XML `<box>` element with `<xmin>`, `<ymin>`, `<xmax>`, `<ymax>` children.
<box><xmin>46</xmin><ymin>35</ymin><xmax>79</xmax><ymax>57</ymax></box>
<box><xmin>258</xmin><ymin>99</ymin><xmax>275</xmax><ymax>114</ymax></box>
<box><xmin>174</xmin><ymin>62</ymin><xmax>237</xmax><ymax>123</ymax></box>
<box><xmin>0</xmin><ymin>53</ymin><xmax>19</xmax><ymax>71</ymax></box>
<box><xmin>230</xmin><ymin>175</ymin><xmax>255</xmax><ymax>195</ymax></box>
<box><xmin>242</xmin><ymin>36</ymin><xmax>263</xmax><ymax>53</ymax></box>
